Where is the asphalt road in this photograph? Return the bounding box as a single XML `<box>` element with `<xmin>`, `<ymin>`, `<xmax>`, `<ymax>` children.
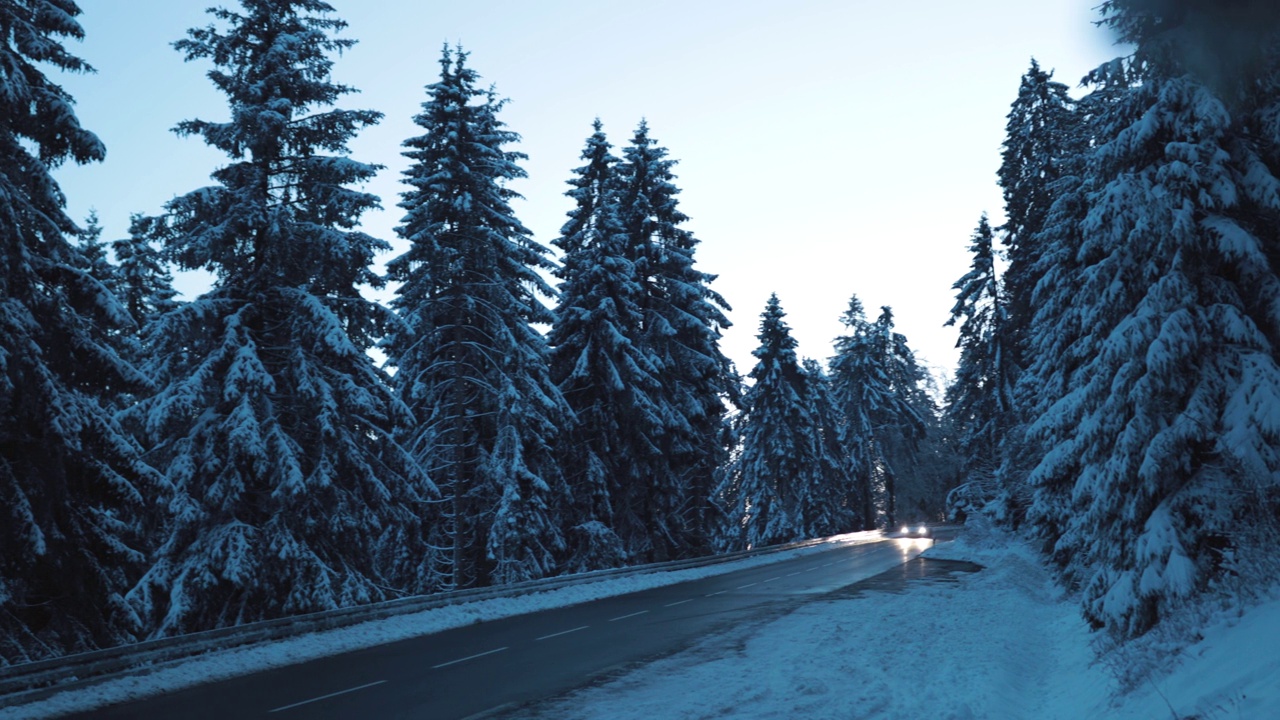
<box><xmin>69</xmin><ymin>536</ymin><xmax>935</xmax><ymax>720</ymax></box>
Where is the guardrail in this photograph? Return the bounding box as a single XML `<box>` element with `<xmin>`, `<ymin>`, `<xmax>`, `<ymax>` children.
<box><xmin>0</xmin><ymin>532</ymin><xmax>853</xmax><ymax>708</ymax></box>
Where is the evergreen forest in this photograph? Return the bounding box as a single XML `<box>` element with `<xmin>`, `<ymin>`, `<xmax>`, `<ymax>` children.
<box><xmin>2</xmin><ymin>0</ymin><xmax>1279</xmax><ymax>666</ymax></box>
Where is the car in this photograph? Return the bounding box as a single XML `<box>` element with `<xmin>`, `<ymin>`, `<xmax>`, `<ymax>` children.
<box><xmin>891</xmin><ymin>524</ymin><xmax>931</xmax><ymax>539</ymax></box>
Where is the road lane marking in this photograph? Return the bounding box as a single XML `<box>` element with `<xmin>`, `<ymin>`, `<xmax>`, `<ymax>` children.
<box><xmin>609</xmin><ymin>610</ymin><xmax>650</xmax><ymax>622</ymax></box>
<box><xmin>268</xmin><ymin>680</ymin><xmax>387</xmax><ymax>713</ymax></box>
<box><xmin>737</xmin><ymin>582</ymin><xmax>758</xmax><ymax>589</ymax></box>
<box><xmin>763</xmin><ymin>576</ymin><xmax>782</xmax><ymax>583</ymax></box>
<box><xmin>664</xmin><ymin>599</ymin><xmax>693</xmax><ymax>607</ymax></box>
<box><xmin>705</xmin><ymin>590</ymin><xmax>727</xmax><ymax>597</ymax></box>
<box><xmin>804</xmin><ymin>567</ymin><xmax>819</xmax><ymax>572</ymax></box>
<box><xmin>787</xmin><ymin>571</ymin><xmax>802</xmax><ymax>577</ymax></box>
<box><xmin>536</xmin><ymin>625</ymin><xmax>589</xmax><ymax>641</ymax></box>
<box><xmin>431</xmin><ymin>647</ymin><xmax>509</xmax><ymax>669</ymax></box>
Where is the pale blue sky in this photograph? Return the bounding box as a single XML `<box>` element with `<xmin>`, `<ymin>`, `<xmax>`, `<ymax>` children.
<box><xmin>56</xmin><ymin>0</ymin><xmax>1121</xmax><ymax>381</ymax></box>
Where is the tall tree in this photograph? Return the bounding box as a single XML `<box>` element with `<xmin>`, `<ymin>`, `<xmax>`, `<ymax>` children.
<box><xmin>112</xmin><ymin>213</ymin><xmax>178</xmax><ymax>330</ymax></box>
<box><xmin>385</xmin><ymin>47</ymin><xmax>567</xmax><ymax>589</ymax></box>
<box><xmin>75</xmin><ymin>209</ymin><xmax>119</xmax><ymax>295</ymax></box>
<box><xmin>0</xmin><ymin>0</ymin><xmax>160</xmax><ymax>663</ymax></box>
<box><xmin>1025</xmin><ymin>0</ymin><xmax>1280</xmax><ymax>636</ymax></box>
<box><xmin>799</xmin><ymin>357</ymin><xmax>857</xmax><ymax>536</ymax></box>
<box><xmin>998</xmin><ymin>59</ymin><xmax>1078</xmax><ymax>366</ymax></box>
<box><xmin>617</xmin><ymin>121</ymin><xmax>737</xmax><ymax>560</ymax></box>
<box><xmin>719</xmin><ymin>295</ymin><xmax>821</xmax><ymax>548</ymax></box>
<box><xmin>127</xmin><ymin>0</ymin><xmax>431</xmax><ymax>638</ymax></box>
<box><xmin>830</xmin><ymin>298</ymin><xmax>927</xmax><ymax>529</ymax></box>
<box><xmin>548</xmin><ymin>120</ymin><xmax>658</xmax><ymax>571</ymax></box>
<box><xmin>944</xmin><ymin>214</ymin><xmax>1014</xmax><ymax>519</ymax></box>
<box><xmin>1006</xmin><ymin>61</ymin><xmax>1134</xmax><ymax>548</ymax></box>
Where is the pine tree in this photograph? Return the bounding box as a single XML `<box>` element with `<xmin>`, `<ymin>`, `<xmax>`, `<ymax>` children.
<box><xmin>75</xmin><ymin>209</ymin><xmax>119</xmax><ymax>296</ymax></box>
<box><xmin>386</xmin><ymin>47</ymin><xmax>567</xmax><ymax>589</ymax></box>
<box><xmin>1025</xmin><ymin>0</ymin><xmax>1280</xmax><ymax>636</ymax></box>
<box><xmin>127</xmin><ymin>0</ymin><xmax>432</xmax><ymax>637</ymax></box>
<box><xmin>548</xmin><ymin>120</ymin><xmax>658</xmax><ymax>571</ymax></box>
<box><xmin>0</xmin><ymin>0</ymin><xmax>161</xmax><ymax>662</ymax></box>
<box><xmin>830</xmin><ymin>298</ymin><xmax>927</xmax><ymax>529</ymax></box>
<box><xmin>1007</xmin><ymin>61</ymin><xmax>1134</xmax><ymax>551</ymax></box>
<box><xmin>799</xmin><ymin>358</ymin><xmax>856</xmax><ymax>536</ymax></box>
<box><xmin>944</xmin><ymin>214</ymin><xmax>1013</xmax><ymax>519</ymax></box>
<box><xmin>617</xmin><ymin>121</ymin><xmax>737</xmax><ymax>560</ymax></box>
<box><xmin>112</xmin><ymin>213</ymin><xmax>178</xmax><ymax>329</ymax></box>
<box><xmin>998</xmin><ymin>59</ymin><xmax>1079</xmax><ymax>367</ymax></box>
<box><xmin>719</xmin><ymin>295</ymin><xmax>821</xmax><ymax>547</ymax></box>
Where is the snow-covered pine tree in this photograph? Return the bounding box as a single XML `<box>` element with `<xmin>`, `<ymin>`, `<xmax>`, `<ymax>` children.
<box><xmin>0</xmin><ymin>0</ymin><xmax>161</xmax><ymax>663</ymax></box>
<box><xmin>867</xmin><ymin>306</ymin><xmax>929</xmax><ymax>529</ymax></box>
<box><xmin>828</xmin><ymin>297</ymin><xmax>882</xmax><ymax>530</ymax></box>
<box><xmin>127</xmin><ymin>0</ymin><xmax>432</xmax><ymax>637</ymax></box>
<box><xmin>830</xmin><ymin>298</ymin><xmax>927</xmax><ymax>529</ymax></box>
<box><xmin>719</xmin><ymin>295</ymin><xmax>820</xmax><ymax>547</ymax></box>
<box><xmin>799</xmin><ymin>357</ymin><xmax>856</xmax><ymax>537</ymax></box>
<box><xmin>1010</xmin><ymin>63</ymin><xmax>1132</xmax><ymax>556</ymax></box>
<box><xmin>112</xmin><ymin>213</ymin><xmax>178</xmax><ymax>330</ymax></box>
<box><xmin>1025</xmin><ymin>0</ymin><xmax>1280</xmax><ymax>636</ymax></box>
<box><xmin>944</xmin><ymin>214</ymin><xmax>1014</xmax><ymax>519</ymax></box>
<box><xmin>998</xmin><ymin>59</ymin><xmax>1078</xmax><ymax>368</ymax></box>
<box><xmin>548</xmin><ymin>120</ymin><xmax>658</xmax><ymax>571</ymax></box>
<box><xmin>617</xmin><ymin>120</ymin><xmax>737</xmax><ymax>560</ymax></box>
<box><xmin>75</xmin><ymin>209</ymin><xmax>120</xmax><ymax>296</ymax></box>
<box><xmin>386</xmin><ymin>47</ymin><xmax>567</xmax><ymax>589</ymax></box>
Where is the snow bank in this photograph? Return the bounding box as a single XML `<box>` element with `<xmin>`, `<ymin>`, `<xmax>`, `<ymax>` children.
<box><xmin>0</xmin><ymin>532</ymin><xmax>881</xmax><ymax>719</ymax></box>
<box><xmin>518</xmin><ymin>518</ymin><xmax>1280</xmax><ymax>719</ymax></box>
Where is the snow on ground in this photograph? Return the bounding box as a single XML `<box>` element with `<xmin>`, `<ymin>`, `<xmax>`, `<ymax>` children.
<box><xmin>514</xmin><ymin>517</ymin><xmax>1280</xmax><ymax>720</ymax></box>
<box><xmin>0</xmin><ymin>532</ymin><xmax>884</xmax><ymax>720</ymax></box>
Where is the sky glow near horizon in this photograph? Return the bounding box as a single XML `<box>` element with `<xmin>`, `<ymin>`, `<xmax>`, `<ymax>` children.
<box><xmin>55</xmin><ymin>0</ymin><xmax>1122</xmax><ymax>383</ymax></box>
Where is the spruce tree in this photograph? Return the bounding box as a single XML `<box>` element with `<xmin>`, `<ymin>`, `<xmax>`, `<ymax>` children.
<box><xmin>944</xmin><ymin>214</ymin><xmax>1013</xmax><ymax>518</ymax></box>
<box><xmin>386</xmin><ymin>47</ymin><xmax>567</xmax><ymax>588</ymax></box>
<box><xmin>75</xmin><ymin>209</ymin><xmax>119</xmax><ymax>296</ymax></box>
<box><xmin>548</xmin><ymin>120</ymin><xmax>658</xmax><ymax>570</ymax></box>
<box><xmin>998</xmin><ymin>59</ymin><xmax>1078</xmax><ymax>366</ymax></box>
<box><xmin>127</xmin><ymin>0</ymin><xmax>432</xmax><ymax>637</ymax></box>
<box><xmin>0</xmin><ymin>0</ymin><xmax>160</xmax><ymax>662</ymax></box>
<box><xmin>1025</xmin><ymin>0</ymin><xmax>1280</xmax><ymax>635</ymax></box>
<box><xmin>617</xmin><ymin>121</ymin><xmax>737</xmax><ymax>560</ymax></box>
<box><xmin>719</xmin><ymin>295</ymin><xmax>819</xmax><ymax>547</ymax></box>
<box><xmin>1007</xmin><ymin>62</ymin><xmax>1133</xmax><ymax>550</ymax></box>
<box><xmin>799</xmin><ymin>358</ymin><xmax>856</xmax><ymax>536</ymax></box>
<box><xmin>830</xmin><ymin>298</ymin><xmax>926</xmax><ymax>529</ymax></box>
<box><xmin>112</xmin><ymin>213</ymin><xmax>178</xmax><ymax>329</ymax></box>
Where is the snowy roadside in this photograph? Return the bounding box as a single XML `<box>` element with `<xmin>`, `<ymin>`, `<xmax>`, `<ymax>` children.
<box><xmin>512</xmin><ymin>519</ymin><xmax>1280</xmax><ymax>720</ymax></box>
<box><xmin>0</xmin><ymin>532</ymin><xmax>884</xmax><ymax>720</ymax></box>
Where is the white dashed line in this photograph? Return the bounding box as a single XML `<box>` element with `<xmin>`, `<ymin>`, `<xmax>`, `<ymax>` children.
<box><xmin>431</xmin><ymin>647</ymin><xmax>509</xmax><ymax>669</ymax></box>
<box><xmin>609</xmin><ymin>610</ymin><xmax>650</xmax><ymax>622</ymax></box>
<box><xmin>536</xmin><ymin>625</ymin><xmax>589</xmax><ymax>641</ymax></box>
<box><xmin>706</xmin><ymin>590</ymin><xmax>728</xmax><ymax>597</ymax></box>
<box><xmin>787</xmin><ymin>571</ymin><xmax>802</xmax><ymax>577</ymax></box>
<box><xmin>762</xmin><ymin>576</ymin><xmax>782</xmax><ymax>583</ymax></box>
<box><xmin>737</xmin><ymin>582</ymin><xmax>758</xmax><ymax>589</ymax></box>
<box><xmin>664</xmin><ymin>599</ymin><xmax>693</xmax><ymax>607</ymax></box>
<box><xmin>268</xmin><ymin>680</ymin><xmax>387</xmax><ymax>713</ymax></box>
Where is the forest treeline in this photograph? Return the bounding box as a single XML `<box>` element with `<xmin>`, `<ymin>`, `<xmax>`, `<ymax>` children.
<box><xmin>4</xmin><ymin>0</ymin><xmax>1280</xmax><ymax>667</ymax></box>
<box><xmin>0</xmin><ymin>0</ymin><xmax>948</xmax><ymax>664</ymax></box>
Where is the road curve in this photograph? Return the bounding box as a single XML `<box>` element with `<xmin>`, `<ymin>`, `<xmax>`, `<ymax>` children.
<box><xmin>67</xmin><ymin>537</ymin><xmax>933</xmax><ymax>720</ymax></box>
